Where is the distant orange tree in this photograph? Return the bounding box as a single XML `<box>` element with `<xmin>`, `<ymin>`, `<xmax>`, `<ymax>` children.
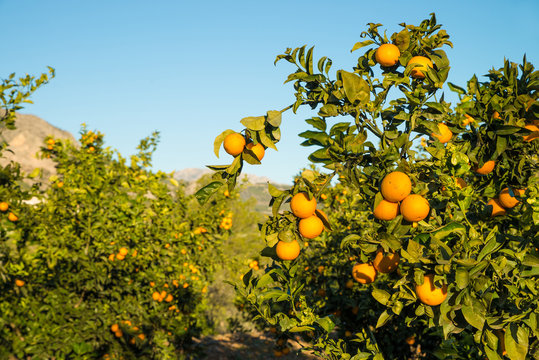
<box><xmin>0</xmin><ymin>71</ymin><xmax>240</xmax><ymax>358</ymax></box>
<box><xmin>200</xmin><ymin>14</ymin><xmax>539</xmax><ymax>360</ymax></box>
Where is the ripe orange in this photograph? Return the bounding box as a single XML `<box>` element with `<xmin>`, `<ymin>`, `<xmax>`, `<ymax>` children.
<box><xmin>114</xmin><ymin>330</ymin><xmax>123</xmax><ymax>338</ymax></box>
<box><xmin>111</xmin><ymin>324</ymin><xmax>119</xmax><ymax>333</ymax></box>
<box><xmin>345</xmin><ymin>279</ymin><xmax>354</xmax><ymax>289</ymax></box>
<box><xmin>375</xmin><ymin>44</ymin><xmax>400</xmax><ymax>67</ymax></box>
<box><xmin>498</xmin><ymin>188</ymin><xmax>525</xmax><ymax>209</ymax></box>
<box><xmin>431</xmin><ymin>123</ymin><xmax>452</xmax><ymax>143</ymax></box>
<box><xmin>373</xmin><ymin>248</ymin><xmax>400</xmax><ymax>273</ymax></box>
<box><xmin>7</xmin><ymin>212</ymin><xmax>18</xmax><ymax>222</ymax></box>
<box><xmin>522</xmin><ymin>124</ymin><xmax>539</xmax><ymax>142</ymax></box>
<box><xmin>116</xmin><ymin>254</ymin><xmax>125</xmax><ymax>261</ymax></box>
<box><xmin>223</xmin><ymin>133</ymin><xmax>246</xmax><ymax>156</ymax></box>
<box><xmin>165</xmin><ymin>294</ymin><xmax>173</xmax><ymax>302</ymax></box>
<box><xmin>492</xmin><ymin>111</ymin><xmax>501</xmax><ymax>120</ymax></box>
<box><xmin>0</xmin><ymin>202</ymin><xmax>9</xmax><ymax>212</ymax></box>
<box><xmin>380</xmin><ymin>171</ymin><xmax>412</xmax><ymax>202</ymax></box>
<box><xmin>290</xmin><ymin>192</ymin><xmax>317</xmax><ymax>218</ymax></box>
<box><xmin>400</xmin><ymin>194</ymin><xmax>430</xmax><ymax>222</ymax></box>
<box><xmin>15</xmin><ymin>279</ymin><xmax>25</xmax><ymax>287</ymax></box>
<box><xmin>152</xmin><ymin>291</ymin><xmax>160</xmax><ymax>301</ymax></box>
<box><xmin>487</xmin><ymin>199</ymin><xmax>506</xmax><ymax>217</ymax></box>
<box><xmin>405</xmin><ymin>336</ymin><xmax>416</xmax><ymax>345</ymax></box>
<box><xmin>475</xmin><ymin>160</ymin><xmax>496</xmax><ymax>175</ymax></box>
<box><xmin>415</xmin><ymin>274</ymin><xmax>447</xmax><ymax>306</ymax></box>
<box><xmin>246</xmin><ymin>142</ymin><xmax>265</xmax><ymax>161</ymax></box>
<box><xmin>118</xmin><ymin>247</ymin><xmax>128</xmax><ymax>256</ymax></box>
<box><xmin>407</xmin><ymin>56</ymin><xmax>433</xmax><ymax>79</ymax></box>
<box><xmin>298</xmin><ymin>215</ymin><xmax>324</xmax><ymax>239</ymax></box>
<box><xmin>373</xmin><ymin>199</ymin><xmax>400</xmax><ymax>221</ymax></box>
<box><xmin>462</xmin><ymin>114</ymin><xmax>474</xmax><ymax>126</ymax></box>
<box><xmin>276</xmin><ymin>240</ymin><xmax>301</xmax><ymax>260</ymax></box>
<box><xmin>352</xmin><ymin>263</ymin><xmax>377</xmax><ymax>284</ymax></box>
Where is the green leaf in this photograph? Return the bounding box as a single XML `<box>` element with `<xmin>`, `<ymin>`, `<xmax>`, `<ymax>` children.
<box><xmin>339</xmin><ymin>70</ymin><xmax>369</xmax><ymax>105</ymax></box>
<box><xmin>240</xmin><ymin>116</ymin><xmax>265</xmax><ymax>131</ymax></box>
<box><xmin>376</xmin><ymin>310</ymin><xmax>392</xmax><ymax>328</ymax></box>
<box><xmin>213</xmin><ymin>129</ymin><xmax>235</xmax><ymax>158</ymax></box>
<box><xmin>194</xmin><ymin>181</ymin><xmax>224</xmax><ymax>204</ymax></box>
<box><xmin>371</xmin><ymin>288</ymin><xmax>390</xmax><ymax>305</ymax></box>
<box><xmin>315</xmin><ymin>316</ymin><xmax>335</xmax><ymax>333</ymax></box>
<box><xmin>267</xmin><ymin>110</ymin><xmax>282</xmax><ymax>127</ymax></box>
<box><xmin>350</xmin><ymin>40</ymin><xmax>375</xmax><ymax>52</ymax></box>
<box><xmin>268</xmin><ymin>184</ymin><xmax>284</xmax><ymax>197</ymax></box>
<box><xmin>455</xmin><ymin>268</ymin><xmax>469</xmax><ymax>289</ymax></box>
<box><xmin>394</xmin><ymin>30</ymin><xmax>410</xmax><ymax>51</ymax></box>
<box><xmin>504</xmin><ymin>324</ymin><xmax>529</xmax><ymax>360</ymax></box>
<box><xmin>259</xmin><ymin>129</ymin><xmax>278</xmax><ymax>150</ymax></box>
<box><xmin>447</xmin><ymin>82</ymin><xmax>466</xmax><ymax>95</ymax></box>
<box><xmin>461</xmin><ymin>296</ymin><xmax>485</xmax><ymax>330</ymax></box>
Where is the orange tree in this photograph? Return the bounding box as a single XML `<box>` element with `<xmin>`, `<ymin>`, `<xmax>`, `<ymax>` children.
<box><xmin>198</xmin><ymin>14</ymin><xmax>538</xmax><ymax>360</ymax></box>
<box><xmin>0</xmin><ymin>77</ymin><xmax>238</xmax><ymax>357</ymax></box>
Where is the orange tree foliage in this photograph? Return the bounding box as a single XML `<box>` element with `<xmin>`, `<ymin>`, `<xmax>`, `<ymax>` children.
<box><xmin>0</xmin><ymin>73</ymin><xmax>238</xmax><ymax>358</ymax></box>
<box><xmin>199</xmin><ymin>14</ymin><xmax>539</xmax><ymax>360</ymax></box>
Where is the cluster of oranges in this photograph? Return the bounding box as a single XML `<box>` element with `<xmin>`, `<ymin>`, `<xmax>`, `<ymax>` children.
<box><xmin>110</xmin><ymin>321</ymin><xmax>146</xmax><ymax>344</ymax></box>
<box><xmin>374</xmin><ymin>43</ymin><xmax>433</xmax><ymax>80</ymax></box>
<box><xmin>0</xmin><ymin>201</ymin><xmax>18</xmax><ymax>222</ymax></box>
<box><xmin>219</xmin><ymin>212</ymin><xmax>233</xmax><ymax>230</ymax></box>
<box><xmin>193</xmin><ymin>226</ymin><xmax>207</xmax><ymax>235</ymax></box>
<box><xmin>223</xmin><ymin>132</ymin><xmax>265</xmax><ymax>161</ymax></box>
<box><xmin>248</xmin><ymin>259</ymin><xmax>259</xmax><ymax>270</ymax></box>
<box><xmin>274</xmin><ymin>192</ymin><xmax>328</xmax><ymax>261</ymax></box>
<box><xmin>273</xmin><ymin>338</ymin><xmax>291</xmax><ymax>357</ymax></box>
<box><xmin>487</xmin><ymin>187</ymin><xmax>526</xmax><ymax>217</ymax></box>
<box><xmin>108</xmin><ymin>247</ymin><xmax>136</xmax><ymax>261</ymax></box>
<box><xmin>373</xmin><ymin>171</ymin><xmax>430</xmax><ymax>223</ymax></box>
<box><xmin>151</xmin><ymin>287</ymin><xmax>174</xmax><ymax>303</ymax></box>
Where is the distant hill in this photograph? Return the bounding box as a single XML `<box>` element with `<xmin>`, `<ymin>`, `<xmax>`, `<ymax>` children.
<box><xmin>173</xmin><ymin>168</ymin><xmax>290</xmax><ymax>215</ymax></box>
<box><xmin>0</xmin><ymin>113</ymin><xmax>77</xmax><ymax>180</ymax></box>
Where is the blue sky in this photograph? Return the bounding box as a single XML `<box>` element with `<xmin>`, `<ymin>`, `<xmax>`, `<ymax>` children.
<box><xmin>1</xmin><ymin>0</ymin><xmax>538</xmax><ymax>184</ymax></box>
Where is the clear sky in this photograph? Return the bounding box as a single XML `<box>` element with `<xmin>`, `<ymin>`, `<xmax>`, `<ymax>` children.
<box><xmin>1</xmin><ymin>0</ymin><xmax>538</xmax><ymax>184</ymax></box>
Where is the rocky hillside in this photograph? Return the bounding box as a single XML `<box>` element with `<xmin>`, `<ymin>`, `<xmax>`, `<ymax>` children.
<box><xmin>0</xmin><ymin>113</ymin><xmax>77</xmax><ymax>180</ymax></box>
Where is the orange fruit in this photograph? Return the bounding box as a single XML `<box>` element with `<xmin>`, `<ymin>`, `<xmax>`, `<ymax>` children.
<box><xmin>138</xmin><ymin>333</ymin><xmax>146</xmax><ymax>340</ymax></box>
<box><xmin>223</xmin><ymin>133</ymin><xmax>246</xmax><ymax>156</ymax></box>
<box><xmin>298</xmin><ymin>215</ymin><xmax>324</xmax><ymax>239</ymax></box>
<box><xmin>111</xmin><ymin>324</ymin><xmax>119</xmax><ymax>333</ymax></box>
<box><xmin>276</xmin><ymin>240</ymin><xmax>301</xmax><ymax>260</ymax></box>
<box><xmin>498</xmin><ymin>188</ymin><xmax>525</xmax><ymax>209</ymax></box>
<box><xmin>290</xmin><ymin>192</ymin><xmax>317</xmax><ymax>218</ymax></box>
<box><xmin>455</xmin><ymin>177</ymin><xmax>467</xmax><ymax>189</ymax></box>
<box><xmin>407</xmin><ymin>56</ymin><xmax>433</xmax><ymax>79</ymax></box>
<box><xmin>522</xmin><ymin>124</ymin><xmax>539</xmax><ymax>142</ymax></box>
<box><xmin>462</xmin><ymin>114</ymin><xmax>474</xmax><ymax>126</ymax></box>
<box><xmin>415</xmin><ymin>274</ymin><xmax>447</xmax><ymax>306</ymax></box>
<box><xmin>7</xmin><ymin>212</ymin><xmax>18</xmax><ymax>222</ymax></box>
<box><xmin>352</xmin><ymin>263</ymin><xmax>377</xmax><ymax>284</ymax></box>
<box><xmin>118</xmin><ymin>247</ymin><xmax>128</xmax><ymax>256</ymax></box>
<box><xmin>345</xmin><ymin>279</ymin><xmax>354</xmax><ymax>288</ymax></box>
<box><xmin>116</xmin><ymin>254</ymin><xmax>125</xmax><ymax>261</ymax></box>
<box><xmin>380</xmin><ymin>171</ymin><xmax>412</xmax><ymax>202</ymax></box>
<box><xmin>152</xmin><ymin>291</ymin><xmax>160</xmax><ymax>301</ymax></box>
<box><xmin>400</xmin><ymin>194</ymin><xmax>430</xmax><ymax>222</ymax></box>
<box><xmin>373</xmin><ymin>248</ymin><xmax>400</xmax><ymax>273</ymax></box>
<box><xmin>373</xmin><ymin>199</ymin><xmax>400</xmax><ymax>221</ymax></box>
<box><xmin>282</xmin><ymin>347</ymin><xmax>290</xmax><ymax>355</ymax></box>
<box><xmin>431</xmin><ymin>123</ymin><xmax>452</xmax><ymax>144</ymax></box>
<box><xmin>0</xmin><ymin>202</ymin><xmax>9</xmax><ymax>212</ymax></box>
<box><xmin>405</xmin><ymin>336</ymin><xmax>416</xmax><ymax>345</ymax></box>
<box><xmin>108</xmin><ymin>254</ymin><xmax>115</xmax><ymax>261</ymax></box>
<box><xmin>475</xmin><ymin>160</ymin><xmax>496</xmax><ymax>175</ymax></box>
<box><xmin>114</xmin><ymin>330</ymin><xmax>123</xmax><ymax>338</ymax></box>
<box><xmin>493</xmin><ymin>111</ymin><xmax>501</xmax><ymax>120</ymax></box>
<box><xmin>487</xmin><ymin>199</ymin><xmax>506</xmax><ymax>217</ymax></box>
<box><xmin>165</xmin><ymin>294</ymin><xmax>173</xmax><ymax>302</ymax></box>
<box><xmin>15</xmin><ymin>279</ymin><xmax>25</xmax><ymax>287</ymax></box>
<box><xmin>375</xmin><ymin>44</ymin><xmax>400</xmax><ymax>67</ymax></box>
<box><xmin>246</xmin><ymin>142</ymin><xmax>265</xmax><ymax>161</ymax></box>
